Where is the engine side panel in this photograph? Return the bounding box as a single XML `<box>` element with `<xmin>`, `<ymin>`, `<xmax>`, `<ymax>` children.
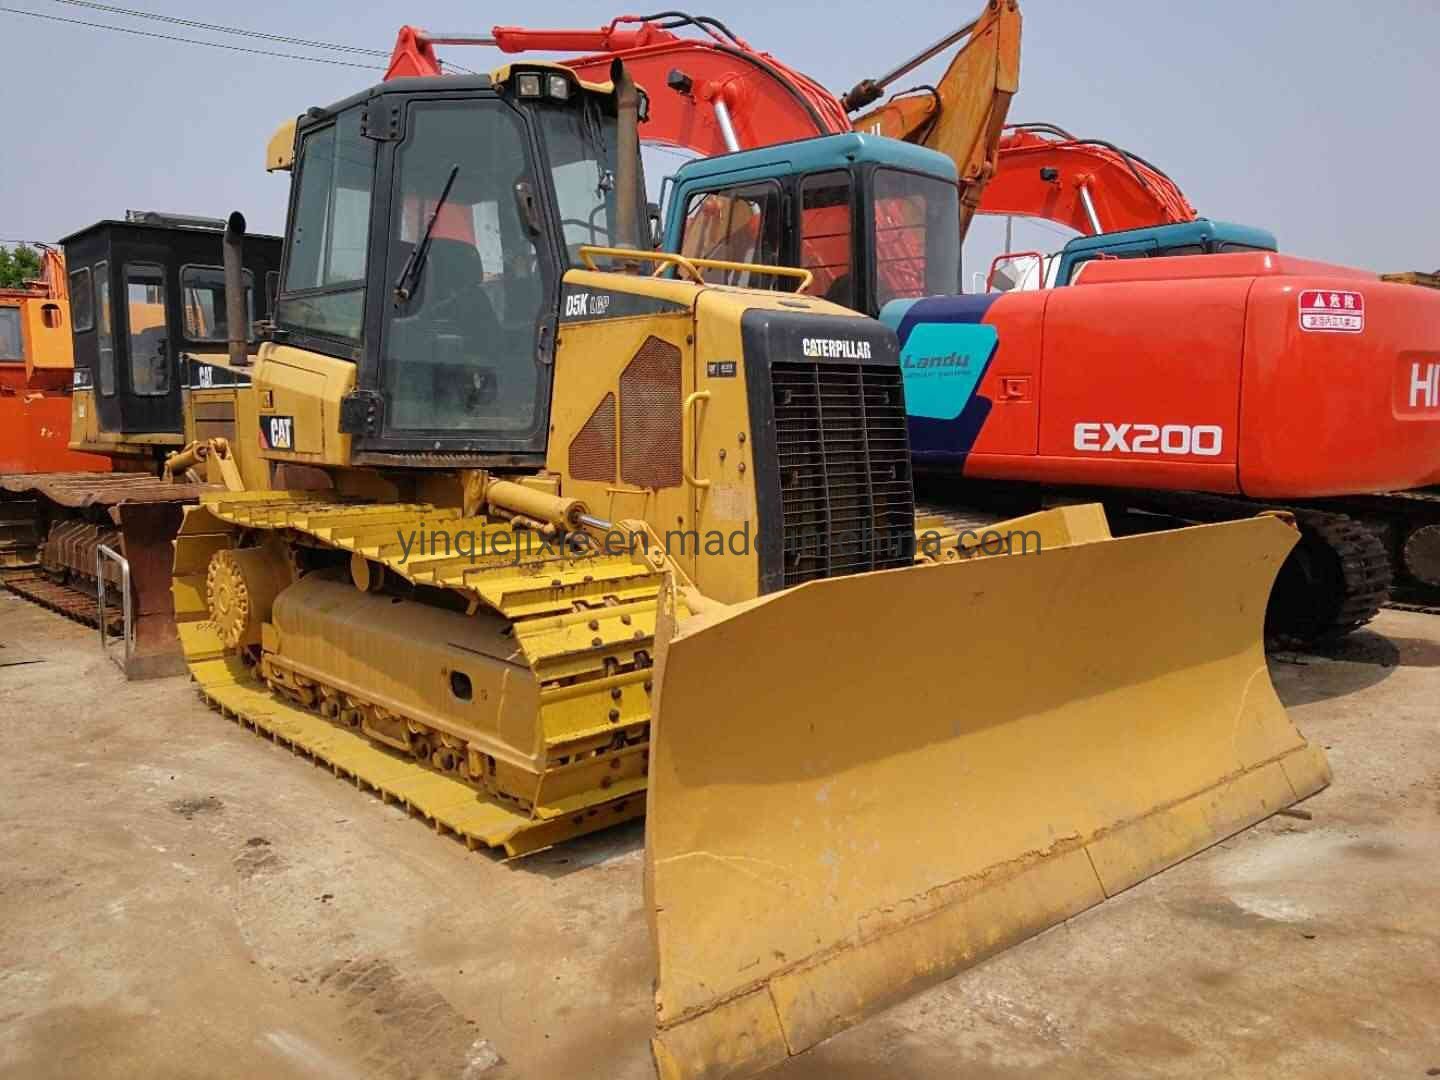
<box><xmin>1238</xmin><ymin>275</ymin><xmax>1440</xmax><ymax>497</ymax></box>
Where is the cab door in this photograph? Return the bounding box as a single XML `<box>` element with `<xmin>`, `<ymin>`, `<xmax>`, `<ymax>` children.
<box><xmin>115</xmin><ymin>261</ymin><xmax>183</xmax><ymax>433</ymax></box>
<box><xmin>358</xmin><ymin>92</ymin><xmax>560</xmax><ymax>463</ymax></box>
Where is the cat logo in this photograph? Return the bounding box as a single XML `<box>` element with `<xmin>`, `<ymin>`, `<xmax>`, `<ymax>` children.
<box><xmin>262</xmin><ymin>415</ymin><xmax>295</xmax><ymax>451</ymax></box>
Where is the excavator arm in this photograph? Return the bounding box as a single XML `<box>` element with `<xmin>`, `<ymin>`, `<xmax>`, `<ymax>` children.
<box><xmin>849</xmin><ymin>0</ymin><xmax>1021</xmax><ymax>239</ymax></box>
<box><xmin>383</xmin><ymin>5</ymin><xmax>1020</xmax><ymax>241</ymax></box>
<box><xmin>384</xmin><ymin>7</ymin><xmax>1201</xmax><ymax>243</ymax></box>
<box><xmin>979</xmin><ymin>123</ymin><xmax>1197</xmax><ymax>233</ymax></box>
<box><xmin>386</xmin><ymin>17</ymin><xmax>847</xmax><ymax>158</ymax></box>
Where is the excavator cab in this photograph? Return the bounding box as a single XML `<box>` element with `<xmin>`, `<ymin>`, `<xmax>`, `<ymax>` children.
<box><xmin>64</xmin><ymin>214</ymin><xmax>282</xmax><ymax>463</ymax></box>
<box><xmin>663</xmin><ymin>132</ymin><xmax>962</xmax><ymax>316</ymax></box>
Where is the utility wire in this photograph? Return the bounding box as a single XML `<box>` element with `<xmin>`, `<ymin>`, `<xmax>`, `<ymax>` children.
<box><xmin>1</xmin><ymin>5</ymin><xmax>387</xmax><ymax>68</ymax></box>
<box><xmin>46</xmin><ymin>0</ymin><xmax>389</xmax><ymax>57</ymax></box>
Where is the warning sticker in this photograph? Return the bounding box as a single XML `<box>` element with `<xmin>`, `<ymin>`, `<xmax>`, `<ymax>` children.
<box><xmin>1299</xmin><ymin>289</ymin><xmax>1365</xmax><ymax>333</ymax></box>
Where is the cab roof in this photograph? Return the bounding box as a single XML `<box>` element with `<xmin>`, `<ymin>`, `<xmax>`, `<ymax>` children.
<box><xmin>1060</xmin><ymin>218</ymin><xmax>1278</xmax><ymax>255</ymax></box>
<box><xmin>672</xmin><ymin>132</ymin><xmax>959</xmax><ymax>186</ymax></box>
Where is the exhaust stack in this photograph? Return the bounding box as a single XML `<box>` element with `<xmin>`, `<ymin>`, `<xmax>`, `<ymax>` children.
<box><xmin>611</xmin><ymin>59</ymin><xmax>642</xmax><ymax>251</ymax></box>
<box><xmin>222</xmin><ymin>211</ymin><xmax>249</xmax><ymax>367</ymax></box>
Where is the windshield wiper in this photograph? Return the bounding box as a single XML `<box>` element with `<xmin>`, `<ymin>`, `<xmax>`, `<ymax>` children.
<box><xmin>394</xmin><ymin>163</ymin><xmax>460</xmax><ymax>303</ymax></box>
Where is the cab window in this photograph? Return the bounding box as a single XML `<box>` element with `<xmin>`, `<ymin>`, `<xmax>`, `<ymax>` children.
<box><xmin>799</xmin><ymin>171</ymin><xmax>854</xmax><ymax>307</ymax></box>
<box><xmin>180</xmin><ymin>265</ymin><xmax>255</xmax><ymax>342</ymax></box>
<box><xmin>383</xmin><ymin>98</ymin><xmax>546</xmax><ymax>435</ymax></box>
<box><xmin>0</xmin><ymin>307</ymin><xmax>21</xmax><ymax>361</ymax></box>
<box><xmin>95</xmin><ymin>261</ymin><xmax>115</xmax><ymax>396</ymax></box>
<box><xmin>679</xmin><ymin>182</ymin><xmax>783</xmax><ymax>286</ymax></box>
<box><xmin>124</xmin><ymin>263</ymin><xmax>170</xmax><ymax>396</ymax></box>
<box><xmin>536</xmin><ymin>103</ymin><xmax>632</xmax><ymax>262</ymax></box>
<box><xmin>873</xmin><ymin>168</ymin><xmax>960</xmax><ymax>308</ymax></box>
<box><xmin>69</xmin><ymin>267</ymin><xmax>94</xmax><ymax>331</ymax></box>
<box><xmin>277</xmin><ymin>107</ymin><xmax>375</xmax><ymax>343</ymax></box>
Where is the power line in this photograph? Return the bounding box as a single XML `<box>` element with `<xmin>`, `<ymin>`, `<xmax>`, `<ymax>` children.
<box><xmin>0</xmin><ymin>6</ymin><xmax>387</xmax><ymax>68</ymax></box>
<box><xmin>46</xmin><ymin>0</ymin><xmax>389</xmax><ymax>57</ymax></box>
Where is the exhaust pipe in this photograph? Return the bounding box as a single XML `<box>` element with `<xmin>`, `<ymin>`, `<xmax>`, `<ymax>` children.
<box><xmin>223</xmin><ymin>211</ymin><xmax>249</xmax><ymax>367</ymax></box>
<box><xmin>611</xmin><ymin>59</ymin><xmax>642</xmax><ymax>252</ymax></box>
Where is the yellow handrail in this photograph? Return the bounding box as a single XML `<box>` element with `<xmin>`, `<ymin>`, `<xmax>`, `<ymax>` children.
<box><xmin>681</xmin><ymin>390</ymin><xmax>712</xmax><ymax>490</ymax></box>
<box><xmin>576</xmin><ymin>246</ymin><xmax>814</xmax><ymax>293</ymax></box>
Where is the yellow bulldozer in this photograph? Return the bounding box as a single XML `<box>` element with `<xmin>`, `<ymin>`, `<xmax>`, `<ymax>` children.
<box><xmin>172</xmin><ymin>61</ymin><xmax>1328</xmax><ymax>1078</ymax></box>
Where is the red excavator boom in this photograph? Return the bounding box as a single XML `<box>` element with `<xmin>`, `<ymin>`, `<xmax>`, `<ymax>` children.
<box><xmin>386</xmin><ymin>18</ymin><xmax>848</xmax><ymax>158</ymax></box>
<box><xmin>980</xmin><ymin>123</ymin><xmax>1197</xmax><ymax>233</ymax></box>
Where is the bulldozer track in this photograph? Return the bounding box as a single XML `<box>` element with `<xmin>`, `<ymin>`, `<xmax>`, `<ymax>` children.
<box><xmin>186</xmin><ymin>651</ymin><xmax>646</xmax><ymax>856</ymax></box>
<box><xmin>1</xmin><ymin>568</ymin><xmax>119</xmax><ymax>634</ymax></box>
<box><xmin>174</xmin><ymin>491</ymin><xmax>676</xmax><ymax>856</ymax></box>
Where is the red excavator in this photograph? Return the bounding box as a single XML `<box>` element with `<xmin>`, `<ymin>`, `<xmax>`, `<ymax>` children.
<box><xmin>374</xmin><ymin>7</ymin><xmax>1440</xmax><ymax>638</ymax></box>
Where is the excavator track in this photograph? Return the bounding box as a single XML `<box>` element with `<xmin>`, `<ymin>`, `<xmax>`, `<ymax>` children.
<box><xmin>173</xmin><ymin>490</ymin><xmax>682</xmax><ymax>856</ymax></box>
<box><xmin>1273</xmin><ymin>510</ymin><xmax>1394</xmax><ymax>641</ymax></box>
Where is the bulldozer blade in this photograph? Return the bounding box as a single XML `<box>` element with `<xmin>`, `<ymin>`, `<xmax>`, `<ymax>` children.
<box><xmin>644</xmin><ymin>509</ymin><xmax>1328</xmax><ymax>1080</ymax></box>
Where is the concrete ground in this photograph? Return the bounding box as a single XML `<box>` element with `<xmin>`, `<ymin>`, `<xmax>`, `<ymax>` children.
<box><xmin>1</xmin><ymin>591</ymin><xmax>1436</xmax><ymax>1080</ymax></box>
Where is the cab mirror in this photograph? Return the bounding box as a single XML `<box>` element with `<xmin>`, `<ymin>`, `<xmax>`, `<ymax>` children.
<box><xmin>647</xmin><ymin>202</ymin><xmax>663</xmax><ymax>250</ymax></box>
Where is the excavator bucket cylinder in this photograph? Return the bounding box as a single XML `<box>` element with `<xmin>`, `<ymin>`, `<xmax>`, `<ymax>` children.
<box><xmin>644</xmin><ymin>510</ymin><xmax>1329</xmax><ymax>1080</ymax></box>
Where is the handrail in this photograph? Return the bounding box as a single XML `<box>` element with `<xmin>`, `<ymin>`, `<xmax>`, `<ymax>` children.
<box><xmin>576</xmin><ymin>246</ymin><xmax>814</xmax><ymax>293</ymax></box>
<box><xmin>682</xmin><ymin>390</ymin><xmax>712</xmax><ymax>490</ymax></box>
<box><xmin>96</xmin><ymin>544</ymin><xmax>133</xmax><ymax>673</ymax></box>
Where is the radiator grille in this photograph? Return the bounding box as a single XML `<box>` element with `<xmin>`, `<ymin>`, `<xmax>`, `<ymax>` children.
<box><xmin>620</xmin><ymin>336</ymin><xmax>683</xmax><ymax>490</ymax></box>
<box><xmin>771</xmin><ymin>360</ymin><xmax>914</xmax><ymax>587</ymax></box>
<box><xmin>569</xmin><ymin>392</ymin><xmax>617</xmax><ymax>482</ymax></box>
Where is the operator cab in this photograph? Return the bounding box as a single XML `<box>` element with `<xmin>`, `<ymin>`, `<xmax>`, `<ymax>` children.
<box><xmin>662</xmin><ymin>132</ymin><xmax>961</xmax><ymax>317</ymax></box>
<box><xmin>267</xmin><ymin>66</ymin><xmax>647</xmax><ymax>465</ymax></box>
<box><xmin>64</xmin><ymin>214</ymin><xmax>282</xmax><ymax>439</ymax></box>
<box><xmin>991</xmin><ymin>218</ymin><xmax>1280</xmax><ymax>292</ymax></box>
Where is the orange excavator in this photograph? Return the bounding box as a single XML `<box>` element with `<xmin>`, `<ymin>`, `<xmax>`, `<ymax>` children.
<box><xmin>0</xmin><ymin>244</ymin><xmax>111</xmax><ymax>474</ymax></box>
<box><xmin>0</xmin><ymin>243</ymin><xmax>113</xmax><ymax>570</ymax></box>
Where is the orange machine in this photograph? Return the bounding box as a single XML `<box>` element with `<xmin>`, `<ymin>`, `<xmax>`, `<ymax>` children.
<box><xmin>0</xmin><ymin>246</ymin><xmax>111</xmax><ymax>474</ymax></box>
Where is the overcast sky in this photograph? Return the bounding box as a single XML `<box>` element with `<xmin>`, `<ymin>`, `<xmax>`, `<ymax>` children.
<box><xmin>2</xmin><ymin>0</ymin><xmax>1435</xmax><ymax>274</ymax></box>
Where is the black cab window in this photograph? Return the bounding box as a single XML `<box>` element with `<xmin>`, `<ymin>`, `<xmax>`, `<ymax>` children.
<box><xmin>181</xmin><ymin>265</ymin><xmax>255</xmax><ymax>341</ymax></box>
<box><xmin>95</xmin><ymin>261</ymin><xmax>115</xmax><ymax>396</ymax></box>
<box><xmin>69</xmin><ymin>267</ymin><xmax>94</xmax><ymax>331</ymax></box>
<box><xmin>124</xmin><ymin>263</ymin><xmax>170</xmax><ymax>396</ymax></box>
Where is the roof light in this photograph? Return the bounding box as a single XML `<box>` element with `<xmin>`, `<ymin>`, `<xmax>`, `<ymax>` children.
<box><xmin>516</xmin><ymin>73</ymin><xmax>542</xmax><ymax>98</ymax></box>
<box><xmin>547</xmin><ymin>74</ymin><xmax>570</xmax><ymax>100</ymax></box>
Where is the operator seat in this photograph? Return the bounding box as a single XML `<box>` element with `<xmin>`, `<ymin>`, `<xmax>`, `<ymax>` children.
<box><xmin>410</xmin><ymin>238</ymin><xmax>503</xmax><ymax>423</ymax></box>
<box><xmin>423</xmin><ymin>238</ymin><xmax>501</xmax><ymax>341</ymax></box>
